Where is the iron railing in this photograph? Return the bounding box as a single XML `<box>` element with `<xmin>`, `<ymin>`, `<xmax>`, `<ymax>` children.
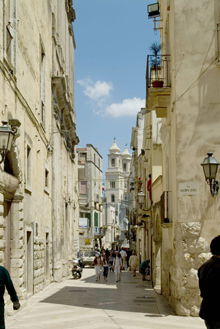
<box><xmin>146</xmin><ymin>54</ymin><xmax>171</xmax><ymax>97</ymax></box>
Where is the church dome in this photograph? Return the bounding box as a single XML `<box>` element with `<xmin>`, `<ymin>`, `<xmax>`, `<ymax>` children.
<box><xmin>109</xmin><ymin>139</ymin><xmax>121</xmax><ymax>154</ymax></box>
<box><xmin>121</xmin><ymin>145</ymin><xmax>132</xmax><ymax>158</ymax></box>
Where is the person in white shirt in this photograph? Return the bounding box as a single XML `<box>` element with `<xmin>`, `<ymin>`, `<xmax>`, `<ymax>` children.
<box><xmin>113</xmin><ymin>251</ymin><xmax>122</xmax><ymax>282</ymax></box>
<box><xmin>120</xmin><ymin>248</ymin><xmax>127</xmax><ymax>270</ymax></box>
<box><xmin>129</xmin><ymin>251</ymin><xmax>139</xmax><ymax>276</ymax></box>
<box><xmin>91</xmin><ymin>255</ymin><xmax>102</xmax><ymax>281</ymax></box>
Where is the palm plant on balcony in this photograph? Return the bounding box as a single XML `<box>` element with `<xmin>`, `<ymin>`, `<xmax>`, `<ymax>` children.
<box><xmin>149</xmin><ymin>42</ymin><xmax>163</xmax><ymax>87</ymax></box>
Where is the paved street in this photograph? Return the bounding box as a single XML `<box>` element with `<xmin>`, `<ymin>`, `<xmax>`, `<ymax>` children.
<box><xmin>6</xmin><ymin>269</ymin><xmax>205</xmax><ymax>329</ymax></box>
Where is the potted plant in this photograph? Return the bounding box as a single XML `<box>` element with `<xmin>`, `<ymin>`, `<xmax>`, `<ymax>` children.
<box><xmin>149</xmin><ymin>42</ymin><xmax>164</xmax><ymax>88</ymax></box>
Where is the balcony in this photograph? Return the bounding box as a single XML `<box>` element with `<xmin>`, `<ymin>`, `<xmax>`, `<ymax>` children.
<box><xmin>94</xmin><ymin>227</ymin><xmax>106</xmax><ymax>237</ymax></box>
<box><xmin>146</xmin><ymin>55</ymin><xmax>171</xmax><ymax>118</ymax></box>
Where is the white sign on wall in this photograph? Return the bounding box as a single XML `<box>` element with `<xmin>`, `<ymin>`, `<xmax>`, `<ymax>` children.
<box><xmin>179</xmin><ymin>182</ymin><xmax>199</xmax><ymax>196</ymax></box>
<box><xmin>79</xmin><ymin>218</ymin><xmax>87</xmax><ymax>228</ymax></box>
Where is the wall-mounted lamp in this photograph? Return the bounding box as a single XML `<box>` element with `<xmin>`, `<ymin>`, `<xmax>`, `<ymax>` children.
<box><xmin>201</xmin><ymin>152</ymin><xmax>219</xmax><ymax>197</ymax></box>
<box><xmin>0</xmin><ymin>120</ymin><xmax>21</xmax><ymax>164</ymax></box>
<box><xmin>138</xmin><ymin>190</ymin><xmax>145</xmax><ymax>209</ymax></box>
<box><xmin>148</xmin><ymin>3</ymin><xmax>160</xmax><ymax>17</ymax></box>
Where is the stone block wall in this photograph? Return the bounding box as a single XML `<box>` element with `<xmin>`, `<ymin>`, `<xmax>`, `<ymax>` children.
<box><xmin>33</xmin><ymin>236</ymin><xmax>52</xmax><ymax>293</ymax></box>
<box><xmin>165</xmin><ymin>222</ymin><xmax>211</xmax><ymax>316</ymax></box>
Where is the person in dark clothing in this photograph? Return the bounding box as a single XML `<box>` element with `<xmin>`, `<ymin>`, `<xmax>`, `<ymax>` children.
<box><xmin>198</xmin><ymin>235</ymin><xmax>220</xmax><ymax>329</ymax></box>
<box><xmin>0</xmin><ymin>266</ymin><xmax>20</xmax><ymax>329</ymax></box>
<box><xmin>139</xmin><ymin>260</ymin><xmax>150</xmax><ymax>281</ymax></box>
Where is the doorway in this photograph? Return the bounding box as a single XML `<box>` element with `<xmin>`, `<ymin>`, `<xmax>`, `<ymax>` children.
<box><xmin>45</xmin><ymin>232</ymin><xmax>50</xmax><ymax>280</ymax></box>
<box><xmin>26</xmin><ymin>231</ymin><xmax>33</xmax><ymax>295</ymax></box>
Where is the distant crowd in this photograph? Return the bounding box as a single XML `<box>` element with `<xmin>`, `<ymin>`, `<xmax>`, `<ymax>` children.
<box><xmin>77</xmin><ymin>247</ymin><xmax>150</xmax><ymax>283</ymax></box>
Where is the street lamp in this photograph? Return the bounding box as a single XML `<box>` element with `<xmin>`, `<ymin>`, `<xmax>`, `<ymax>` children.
<box><xmin>201</xmin><ymin>152</ymin><xmax>219</xmax><ymax>197</ymax></box>
<box><xmin>0</xmin><ymin>121</ymin><xmax>15</xmax><ymax>164</ymax></box>
<box><xmin>138</xmin><ymin>190</ymin><xmax>145</xmax><ymax>209</ymax></box>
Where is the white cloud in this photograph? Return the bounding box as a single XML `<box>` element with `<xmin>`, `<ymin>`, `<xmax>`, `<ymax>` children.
<box><xmin>77</xmin><ymin>78</ymin><xmax>113</xmax><ymax>100</ymax></box>
<box><xmin>105</xmin><ymin>97</ymin><xmax>145</xmax><ymax>117</ymax></box>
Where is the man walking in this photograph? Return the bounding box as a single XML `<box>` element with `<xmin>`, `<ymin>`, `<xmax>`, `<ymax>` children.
<box><xmin>113</xmin><ymin>251</ymin><xmax>122</xmax><ymax>282</ymax></box>
<box><xmin>0</xmin><ymin>265</ymin><xmax>20</xmax><ymax>329</ymax></box>
<box><xmin>120</xmin><ymin>248</ymin><xmax>127</xmax><ymax>270</ymax></box>
<box><xmin>198</xmin><ymin>235</ymin><xmax>220</xmax><ymax>329</ymax></box>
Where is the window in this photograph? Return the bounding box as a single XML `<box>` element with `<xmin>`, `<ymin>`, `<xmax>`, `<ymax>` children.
<box><xmin>111</xmin><ymin>181</ymin><xmax>115</xmax><ymax>189</ymax></box>
<box><xmin>26</xmin><ymin>145</ymin><xmax>31</xmax><ymax>187</ymax></box>
<box><xmin>87</xmin><ymin>213</ymin><xmax>91</xmax><ymax>227</ymax></box>
<box><xmin>79</xmin><ymin>152</ymin><xmax>87</xmax><ymax>163</ymax></box>
<box><xmin>111</xmin><ymin>194</ymin><xmax>115</xmax><ymax>203</ymax></box>
<box><xmin>4</xmin><ymin>0</ymin><xmax>17</xmax><ymax>69</ymax></box>
<box><xmin>80</xmin><ymin>181</ymin><xmax>87</xmax><ymax>194</ymax></box>
<box><xmin>40</xmin><ymin>41</ymin><xmax>46</xmax><ymax>128</ymax></box>
<box><xmin>94</xmin><ymin>212</ymin><xmax>98</xmax><ymax>227</ymax></box>
<box><xmin>111</xmin><ymin>158</ymin><xmax>115</xmax><ymax>167</ymax></box>
<box><xmin>123</xmin><ymin>163</ymin><xmax>127</xmax><ymax>171</ymax></box>
<box><xmin>94</xmin><ymin>153</ymin><xmax>96</xmax><ymax>164</ymax></box>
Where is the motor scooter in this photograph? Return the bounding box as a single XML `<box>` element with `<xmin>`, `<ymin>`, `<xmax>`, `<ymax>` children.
<box><xmin>72</xmin><ymin>258</ymin><xmax>83</xmax><ymax>279</ymax></box>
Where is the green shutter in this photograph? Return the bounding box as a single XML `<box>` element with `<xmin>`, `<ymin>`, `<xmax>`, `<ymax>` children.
<box><xmin>87</xmin><ymin>213</ymin><xmax>91</xmax><ymax>227</ymax></box>
<box><xmin>94</xmin><ymin>212</ymin><xmax>98</xmax><ymax>227</ymax></box>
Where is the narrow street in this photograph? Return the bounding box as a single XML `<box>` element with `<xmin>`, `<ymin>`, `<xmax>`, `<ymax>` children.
<box><xmin>6</xmin><ymin>269</ymin><xmax>205</xmax><ymax>329</ymax></box>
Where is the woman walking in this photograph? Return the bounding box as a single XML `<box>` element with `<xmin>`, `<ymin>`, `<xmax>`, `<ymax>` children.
<box><xmin>91</xmin><ymin>254</ymin><xmax>102</xmax><ymax>281</ymax></box>
<box><xmin>102</xmin><ymin>254</ymin><xmax>109</xmax><ymax>282</ymax></box>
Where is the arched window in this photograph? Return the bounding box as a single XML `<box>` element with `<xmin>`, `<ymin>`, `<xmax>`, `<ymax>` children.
<box><xmin>111</xmin><ymin>194</ymin><xmax>115</xmax><ymax>203</ymax></box>
<box><xmin>123</xmin><ymin>163</ymin><xmax>127</xmax><ymax>171</ymax></box>
<box><xmin>111</xmin><ymin>158</ymin><xmax>115</xmax><ymax>167</ymax></box>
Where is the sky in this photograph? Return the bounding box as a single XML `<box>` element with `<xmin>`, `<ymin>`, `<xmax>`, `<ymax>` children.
<box><xmin>73</xmin><ymin>0</ymin><xmax>160</xmax><ymax>176</ymax></box>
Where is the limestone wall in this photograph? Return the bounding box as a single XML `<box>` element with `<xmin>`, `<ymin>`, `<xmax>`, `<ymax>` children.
<box><xmin>0</xmin><ymin>0</ymin><xmax>78</xmax><ymax>307</ymax></box>
<box><xmin>157</xmin><ymin>0</ymin><xmax>220</xmax><ymax>315</ymax></box>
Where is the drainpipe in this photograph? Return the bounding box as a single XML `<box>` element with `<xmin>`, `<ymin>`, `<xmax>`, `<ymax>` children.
<box><xmin>51</xmin><ymin>115</ymin><xmax>55</xmax><ymax>281</ymax></box>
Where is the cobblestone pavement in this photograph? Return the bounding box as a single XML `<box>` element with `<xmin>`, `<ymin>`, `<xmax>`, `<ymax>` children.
<box><xmin>6</xmin><ymin>268</ymin><xmax>205</xmax><ymax>329</ymax></box>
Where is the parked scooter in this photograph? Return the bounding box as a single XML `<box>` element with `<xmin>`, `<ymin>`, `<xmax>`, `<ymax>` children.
<box><xmin>72</xmin><ymin>258</ymin><xmax>83</xmax><ymax>279</ymax></box>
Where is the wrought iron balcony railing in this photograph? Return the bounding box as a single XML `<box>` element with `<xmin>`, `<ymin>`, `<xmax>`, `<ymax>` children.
<box><xmin>146</xmin><ymin>54</ymin><xmax>171</xmax><ymax>97</ymax></box>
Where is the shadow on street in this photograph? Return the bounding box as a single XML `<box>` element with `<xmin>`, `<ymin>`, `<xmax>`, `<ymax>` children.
<box><xmin>40</xmin><ymin>269</ymin><xmax>174</xmax><ymax>317</ymax></box>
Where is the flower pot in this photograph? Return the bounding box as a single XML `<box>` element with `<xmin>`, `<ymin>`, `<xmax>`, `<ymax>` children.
<box><xmin>152</xmin><ymin>80</ymin><xmax>164</xmax><ymax>88</ymax></box>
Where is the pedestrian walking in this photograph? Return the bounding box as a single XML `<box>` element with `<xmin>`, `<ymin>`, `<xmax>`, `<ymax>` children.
<box><xmin>102</xmin><ymin>254</ymin><xmax>109</xmax><ymax>282</ymax></box>
<box><xmin>77</xmin><ymin>250</ymin><xmax>82</xmax><ymax>258</ymax></box>
<box><xmin>198</xmin><ymin>235</ymin><xmax>220</xmax><ymax>329</ymax></box>
<box><xmin>113</xmin><ymin>251</ymin><xmax>122</xmax><ymax>282</ymax></box>
<box><xmin>139</xmin><ymin>259</ymin><xmax>150</xmax><ymax>281</ymax></box>
<box><xmin>91</xmin><ymin>254</ymin><xmax>102</xmax><ymax>281</ymax></box>
<box><xmin>120</xmin><ymin>248</ymin><xmax>127</xmax><ymax>270</ymax></box>
<box><xmin>0</xmin><ymin>266</ymin><xmax>20</xmax><ymax>329</ymax></box>
<box><xmin>108</xmin><ymin>251</ymin><xmax>114</xmax><ymax>272</ymax></box>
<box><xmin>129</xmin><ymin>251</ymin><xmax>139</xmax><ymax>277</ymax></box>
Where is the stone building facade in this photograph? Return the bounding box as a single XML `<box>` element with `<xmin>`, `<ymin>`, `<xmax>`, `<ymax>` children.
<box><xmin>0</xmin><ymin>0</ymin><xmax>79</xmax><ymax>308</ymax></box>
<box><xmin>145</xmin><ymin>0</ymin><xmax>220</xmax><ymax>316</ymax></box>
<box><xmin>77</xmin><ymin>145</ymin><xmax>103</xmax><ymax>250</ymax></box>
<box><xmin>104</xmin><ymin>140</ymin><xmax>131</xmax><ymax>249</ymax></box>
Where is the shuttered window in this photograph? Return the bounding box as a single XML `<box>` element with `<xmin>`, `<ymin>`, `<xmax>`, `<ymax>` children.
<box><xmin>94</xmin><ymin>212</ymin><xmax>98</xmax><ymax>227</ymax></box>
<box><xmin>87</xmin><ymin>213</ymin><xmax>91</xmax><ymax>227</ymax></box>
<box><xmin>80</xmin><ymin>181</ymin><xmax>87</xmax><ymax>194</ymax></box>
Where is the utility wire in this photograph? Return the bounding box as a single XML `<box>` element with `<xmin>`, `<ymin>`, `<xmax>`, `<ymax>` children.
<box><xmin>174</xmin><ymin>57</ymin><xmax>217</xmax><ymax>104</ymax></box>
